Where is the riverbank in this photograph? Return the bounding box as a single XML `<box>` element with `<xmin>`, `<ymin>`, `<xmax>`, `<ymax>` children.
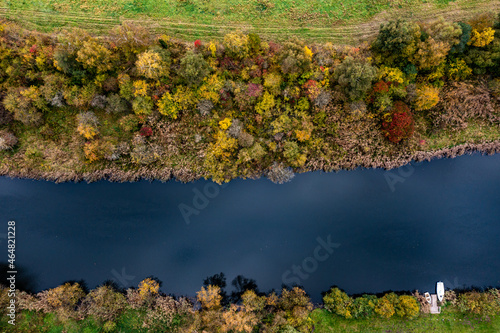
<box><xmin>0</xmin><ymin>13</ymin><xmax>499</xmax><ymax>184</ymax></box>
<box><xmin>1</xmin><ymin>140</ymin><xmax>499</xmax><ymax>183</ymax></box>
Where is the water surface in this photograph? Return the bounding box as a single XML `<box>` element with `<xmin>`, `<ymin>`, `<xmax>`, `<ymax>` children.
<box><xmin>1</xmin><ymin>153</ymin><xmax>499</xmax><ymax>301</ymax></box>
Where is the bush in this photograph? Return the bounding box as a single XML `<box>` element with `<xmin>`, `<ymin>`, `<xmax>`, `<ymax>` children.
<box><xmin>119</xmin><ymin>114</ymin><xmax>141</xmax><ymax>132</ymax></box>
<box><xmin>334</xmin><ymin>56</ymin><xmax>378</xmax><ymax>101</ymax></box>
<box><xmin>351</xmin><ymin>295</ymin><xmax>377</xmax><ymax>319</ymax></box>
<box><xmin>179</xmin><ymin>51</ymin><xmax>210</xmax><ymax>86</ymax></box>
<box><xmin>395</xmin><ymin>295</ymin><xmax>419</xmax><ymax>319</ymax></box>
<box><xmin>132</xmin><ymin>96</ymin><xmax>154</xmax><ymax>116</ymax></box>
<box><xmin>374</xmin><ymin>294</ymin><xmax>395</xmax><ymax>319</ymax></box>
<box><xmin>323</xmin><ymin>287</ymin><xmax>353</xmax><ymax>319</ymax></box>
<box><xmin>37</xmin><ymin>282</ymin><xmax>85</xmax><ymax>312</ymax></box>
<box><xmin>223</xmin><ymin>32</ymin><xmax>250</xmax><ymax>59</ymax></box>
<box><xmin>457</xmin><ymin>291</ymin><xmax>500</xmax><ymax>316</ymax></box>
<box><xmin>278</xmin><ymin>287</ymin><xmax>313</xmax><ymax>330</ymax></box>
<box><xmin>381</xmin><ymin>101</ymin><xmax>415</xmax><ymax>143</ymax></box>
<box><xmin>197</xmin><ymin>99</ymin><xmax>214</xmax><ymax>116</ymax></box>
<box><xmin>0</xmin><ymin>130</ymin><xmax>18</xmax><ymax>150</ymax></box>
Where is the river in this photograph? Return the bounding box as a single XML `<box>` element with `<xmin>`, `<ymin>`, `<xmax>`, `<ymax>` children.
<box><xmin>1</xmin><ymin>153</ymin><xmax>499</xmax><ymax>302</ymax></box>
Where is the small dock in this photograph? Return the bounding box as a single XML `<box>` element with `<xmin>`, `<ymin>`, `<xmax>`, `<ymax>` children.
<box><xmin>430</xmin><ymin>294</ymin><xmax>441</xmax><ymax>314</ymax></box>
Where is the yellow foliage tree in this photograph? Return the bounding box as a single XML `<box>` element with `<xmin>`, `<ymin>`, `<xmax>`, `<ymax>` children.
<box><xmin>197</xmin><ymin>285</ymin><xmax>222</xmax><ymax>310</ymax></box>
<box><xmin>222</xmin><ymin>304</ymin><xmax>257</xmax><ymax>333</ymax></box>
<box><xmin>136</xmin><ymin>50</ymin><xmax>168</xmax><ymax>79</ymax></box>
<box><xmin>468</xmin><ymin>27</ymin><xmax>495</xmax><ymax>48</ymax></box>
<box><xmin>255</xmin><ymin>91</ymin><xmax>275</xmax><ymax>117</ymax></box>
<box><xmin>138</xmin><ymin>278</ymin><xmax>160</xmax><ymax>300</ymax></box>
<box><xmin>40</xmin><ymin>282</ymin><xmax>85</xmax><ymax>310</ymax></box>
<box><xmin>76</xmin><ymin>39</ymin><xmax>113</xmax><ymax>73</ymax></box>
<box><xmin>219</xmin><ymin>117</ymin><xmax>232</xmax><ymax>130</ymax></box>
<box><xmin>83</xmin><ymin>140</ymin><xmax>101</xmax><ymax>162</ymax></box>
<box><xmin>133</xmin><ymin>80</ymin><xmax>149</xmax><ymax>97</ymax></box>
<box><xmin>447</xmin><ymin>59</ymin><xmax>472</xmax><ymax>81</ymax></box>
<box><xmin>415</xmin><ymin>85</ymin><xmax>440</xmax><ymax>111</ymax></box>
<box><xmin>157</xmin><ymin>92</ymin><xmax>178</xmax><ymax>119</ymax></box>
<box><xmin>412</xmin><ymin>37</ymin><xmax>450</xmax><ymax>70</ymax></box>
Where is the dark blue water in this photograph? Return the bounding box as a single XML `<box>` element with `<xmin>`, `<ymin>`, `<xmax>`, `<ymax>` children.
<box><xmin>1</xmin><ymin>153</ymin><xmax>499</xmax><ymax>302</ymax></box>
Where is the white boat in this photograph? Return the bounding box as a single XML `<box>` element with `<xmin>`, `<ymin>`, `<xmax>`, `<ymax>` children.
<box><xmin>424</xmin><ymin>292</ymin><xmax>432</xmax><ymax>304</ymax></box>
<box><xmin>436</xmin><ymin>282</ymin><xmax>445</xmax><ymax>302</ymax></box>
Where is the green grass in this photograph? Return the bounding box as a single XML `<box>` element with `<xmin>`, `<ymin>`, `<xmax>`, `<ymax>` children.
<box><xmin>310</xmin><ymin>308</ymin><xmax>500</xmax><ymax>332</ymax></box>
<box><xmin>1</xmin><ymin>0</ymin><xmax>499</xmax><ymax>43</ymax></box>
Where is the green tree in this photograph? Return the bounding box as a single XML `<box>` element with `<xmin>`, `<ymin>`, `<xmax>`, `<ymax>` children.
<box><xmin>179</xmin><ymin>51</ymin><xmax>210</xmax><ymax>86</ymax></box>
<box><xmin>323</xmin><ymin>287</ymin><xmax>353</xmax><ymax>319</ymax></box>
<box><xmin>334</xmin><ymin>56</ymin><xmax>378</xmax><ymax>101</ymax></box>
<box><xmin>372</xmin><ymin>19</ymin><xmax>421</xmax><ymax>66</ymax></box>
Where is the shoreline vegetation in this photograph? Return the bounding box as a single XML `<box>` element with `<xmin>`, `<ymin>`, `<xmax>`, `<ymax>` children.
<box><xmin>1</xmin><ymin>12</ymin><xmax>500</xmax><ymax>184</ymax></box>
<box><xmin>1</xmin><ymin>278</ymin><xmax>500</xmax><ymax>332</ymax></box>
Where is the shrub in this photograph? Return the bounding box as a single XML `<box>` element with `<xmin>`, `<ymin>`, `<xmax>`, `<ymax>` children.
<box><xmin>334</xmin><ymin>56</ymin><xmax>378</xmax><ymax>101</ymax></box>
<box><xmin>179</xmin><ymin>51</ymin><xmax>210</xmax><ymax>86</ymax></box>
<box><xmin>457</xmin><ymin>291</ymin><xmax>500</xmax><ymax>316</ymax></box>
<box><xmin>381</xmin><ymin>101</ymin><xmax>415</xmax><ymax>143</ymax></box>
<box><xmin>0</xmin><ymin>130</ymin><xmax>18</xmax><ymax>150</ymax></box>
<box><xmin>77</xmin><ymin>111</ymin><xmax>99</xmax><ymax>139</ymax></box>
<box><xmin>351</xmin><ymin>295</ymin><xmax>377</xmax><ymax>319</ymax></box>
<box><xmin>414</xmin><ymin>85</ymin><xmax>440</xmax><ymax>111</ymax></box>
<box><xmin>447</xmin><ymin>58</ymin><xmax>472</xmax><ymax>81</ymax></box>
<box><xmin>374</xmin><ymin>294</ymin><xmax>395</xmax><ymax>319</ymax></box>
<box><xmin>395</xmin><ymin>295</ymin><xmax>419</xmax><ymax>319</ymax></box>
<box><xmin>323</xmin><ymin>287</ymin><xmax>353</xmax><ymax>319</ymax></box>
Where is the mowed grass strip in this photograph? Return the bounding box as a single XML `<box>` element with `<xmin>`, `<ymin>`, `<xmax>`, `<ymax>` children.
<box><xmin>1</xmin><ymin>0</ymin><xmax>500</xmax><ymax>43</ymax></box>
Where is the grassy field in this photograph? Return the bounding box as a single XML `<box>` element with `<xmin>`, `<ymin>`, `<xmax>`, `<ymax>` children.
<box><xmin>310</xmin><ymin>309</ymin><xmax>500</xmax><ymax>332</ymax></box>
<box><xmin>1</xmin><ymin>0</ymin><xmax>499</xmax><ymax>43</ymax></box>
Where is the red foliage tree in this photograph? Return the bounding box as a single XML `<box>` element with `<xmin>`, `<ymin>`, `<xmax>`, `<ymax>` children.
<box><xmin>194</xmin><ymin>40</ymin><xmax>201</xmax><ymax>48</ymax></box>
<box><xmin>382</xmin><ymin>101</ymin><xmax>415</xmax><ymax>143</ymax></box>
<box><xmin>139</xmin><ymin>126</ymin><xmax>153</xmax><ymax>137</ymax></box>
<box><xmin>373</xmin><ymin>81</ymin><xmax>389</xmax><ymax>94</ymax></box>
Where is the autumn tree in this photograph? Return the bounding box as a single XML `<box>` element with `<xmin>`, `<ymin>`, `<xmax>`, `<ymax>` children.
<box><xmin>334</xmin><ymin>56</ymin><xmax>378</xmax><ymax>101</ymax></box>
<box><xmin>371</xmin><ymin>19</ymin><xmax>421</xmax><ymax>66</ymax></box>
<box><xmin>323</xmin><ymin>287</ymin><xmax>353</xmax><ymax>319</ymax></box>
<box><xmin>0</xmin><ymin>130</ymin><xmax>17</xmax><ymax>150</ymax></box>
<box><xmin>278</xmin><ymin>37</ymin><xmax>313</xmax><ymax>76</ymax></box>
<box><xmin>110</xmin><ymin>23</ymin><xmax>152</xmax><ymax>63</ymax></box>
<box><xmin>197</xmin><ymin>285</ymin><xmax>223</xmax><ymax>310</ymax></box>
<box><xmin>374</xmin><ymin>294</ymin><xmax>395</xmax><ymax>318</ymax></box>
<box><xmin>414</xmin><ymin>85</ymin><xmax>440</xmax><ymax>111</ymax></box>
<box><xmin>136</xmin><ymin>49</ymin><xmax>170</xmax><ymax>80</ymax></box>
<box><xmin>37</xmin><ymin>282</ymin><xmax>85</xmax><ymax>312</ymax></box>
<box><xmin>76</xmin><ymin>111</ymin><xmax>99</xmax><ymax>139</ymax></box>
<box><xmin>223</xmin><ymin>31</ymin><xmax>250</xmax><ymax>59</ymax></box>
<box><xmin>3</xmin><ymin>86</ymin><xmax>45</xmax><ymax>125</ymax></box>
<box><xmin>179</xmin><ymin>51</ymin><xmax>210</xmax><ymax>86</ymax></box>
<box><xmin>381</xmin><ymin>101</ymin><xmax>415</xmax><ymax>143</ymax></box>
<box><xmin>76</xmin><ymin>38</ymin><xmax>113</xmax><ymax>73</ymax></box>
<box><xmin>80</xmin><ymin>285</ymin><xmax>127</xmax><ymax>322</ymax></box>
<box><xmin>412</xmin><ymin>37</ymin><xmax>450</xmax><ymax>70</ymax></box>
